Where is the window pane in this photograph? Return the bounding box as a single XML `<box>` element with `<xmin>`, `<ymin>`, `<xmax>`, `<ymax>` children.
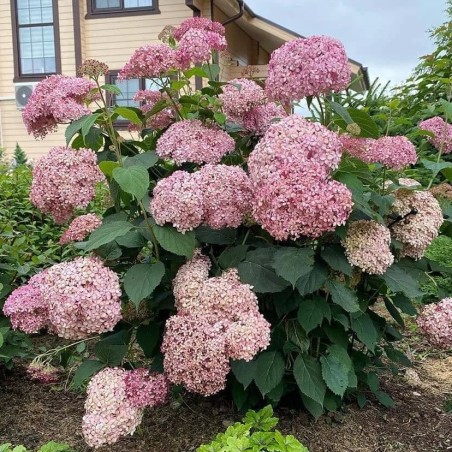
<box><xmin>112</xmin><ymin>78</ymin><xmax>140</xmax><ymax>107</ymax></box>
<box><xmin>41</xmin><ymin>6</ymin><xmax>53</xmax><ymax>22</ymax></box>
<box><xmin>30</xmin><ymin>27</ymin><xmax>44</xmax><ymax>43</ymax></box>
<box><xmin>124</xmin><ymin>0</ymin><xmax>152</xmax><ymax>7</ymax></box>
<box><xmin>21</xmin><ymin>58</ymin><xmax>33</xmax><ymax>74</ymax></box>
<box><xmin>19</xmin><ymin>27</ymin><xmax>31</xmax><ymax>43</ymax></box>
<box><xmin>20</xmin><ymin>42</ymin><xmax>33</xmax><ymax>58</ymax></box>
<box><xmin>44</xmin><ymin>57</ymin><xmax>56</xmax><ymax>73</ymax></box>
<box><xmin>95</xmin><ymin>0</ymin><xmax>121</xmax><ymax>9</ymax></box>
<box><xmin>17</xmin><ymin>8</ymin><xmax>30</xmax><ymax>25</ymax></box>
<box><xmin>32</xmin><ymin>57</ymin><xmax>45</xmax><ymax>73</ymax></box>
<box><xmin>17</xmin><ymin>0</ymin><xmax>30</xmax><ymax>8</ymax></box>
<box><xmin>18</xmin><ymin>25</ymin><xmax>55</xmax><ymax>75</ymax></box>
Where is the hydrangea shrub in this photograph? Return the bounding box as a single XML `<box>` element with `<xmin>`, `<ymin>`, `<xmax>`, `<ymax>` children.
<box><xmin>4</xmin><ymin>17</ymin><xmax>452</xmax><ymax>448</ymax></box>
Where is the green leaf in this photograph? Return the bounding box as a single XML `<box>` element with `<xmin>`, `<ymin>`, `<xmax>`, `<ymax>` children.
<box><xmin>243</xmin><ymin>405</ymin><xmax>278</xmax><ymax>432</ymax></box>
<box><xmin>144</xmin><ymin>100</ymin><xmax>168</xmax><ymax>119</ymax></box>
<box><xmin>326</xmin><ymin>280</ymin><xmax>360</xmax><ymax>313</ymax></box>
<box><xmin>116</xmin><ymin>230</ymin><xmax>147</xmax><ymax>248</ymax></box>
<box><xmin>100</xmin><ymin>83</ymin><xmax>122</xmax><ymax>95</ymax></box>
<box><xmin>295</xmin><ymin>263</ymin><xmax>328</xmax><ymax>296</ymax></box>
<box><xmin>84</xmin><ymin>220</ymin><xmax>134</xmax><ymax>251</ymax></box>
<box><xmin>293</xmin><ymin>354</ymin><xmax>326</xmax><ymax>405</ymax></box>
<box><xmin>238</xmin><ymin>261</ymin><xmax>290</xmax><ymax>293</ymax></box>
<box><xmin>329</xmin><ymin>100</ymin><xmax>354</xmax><ymax>124</ymax></box>
<box><xmin>351</xmin><ymin>313</ymin><xmax>378</xmax><ymax>352</ymax></box>
<box><xmin>38</xmin><ymin>442</ymin><xmax>73</xmax><ymax>452</ymax></box>
<box><xmin>0</xmin><ymin>332</ymin><xmax>3</xmax><ymax>348</ymax></box>
<box><xmin>272</xmin><ymin>247</ymin><xmax>314</xmax><ymax>287</ymax></box>
<box><xmin>81</xmin><ymin>113</ymin><xmax>101</xmax><ymax>139</ymax></box>
<box><xmin>381</xmin><ymin>264</ymin><xmax>424</xmax><ymax>298</ymax></box>
<box><xmin>320</xmin><ymin>345</ymin><xmax>352</xmax><ymax>397</ymax></box>
<box><xmin>231</xmin><ymin>359</ymin><xmax>256</xmax><ymax>389</ymax></box>
<box><xmin>391</xmin><ymin>294</ymin><xmax>417</xmax><ymax>316</ymax></box>
<box><xmin>300</xmin><ymin>394</ymin><xmax>324</xmax><ymax>419</ymax></box>
<box><xmin>153</xmin><ymin>224</ymin><xmax>196</xmax><ymax>258</ymax></box>
<box><xmin>123</xmin><ymin>151</ymin><xmax>159</xmax><ymax>169</ymax></box>
<box><xmin>195</xmin><ymin>226</ymin><xmax>237</xmax><ymax>245</ymax></box>
<box><xmin>123</xmin><ymin>262</ymin><xmax>165</xmax><ymax>306</ymax></box>
<box><xmin>114</xmin><ymin>106</ymin><xmax>142</xmax><ymax>125</ymax></box>
<box><xmin>421</xmin><ymin>158</ymin><xmax>452</xmax><ymax>178</ymax></box>
<box><xmin>183</xmin><ymin>67</ymin><xmax>209</xmax><ymax>78</ymax></box>
<box><xmin>214</xmin><ymin>112</ymin><xmax>226</xmax><ymax>124</ymax></box>
<box><xmin>112</xmin><ymin>166</ymin><xmax>149</xmax><ymax>201</ymax></box>
<box><xmin>99</xmin><ymin>160</ymin><xmax>119</xmax><ymax>178</ymax></box>
<box><xmin>297</xmin><ymin>297</ymin><xmax>330</xmax><ymax>333</ymax></box>
<box><xmin>384</xmin><ymin>345</ymin><xmax>411</xmax><ymax>367</ymax></box>
<box><xmin>272</xmin><ymin>430</ymin><xmax>309</xmax><ymax>452</ymax></box>
<box><xmin>374</xmin><ymin>390</ymin><xmax>395</xmax><ymax>408</ymax></box>
<box><xmin>218</xmin><ymin>245</ymin><xmax>248</xmax><ymax>269</ymax></box>
<box><xmin>320</xmin><ymin>245</ymin><xmax>353</xmax><ymax>276</ymax></box>
<box><xmin>94</xmin><ymin>341</ymin><xmax>128</xmax><ymax>366</ymax></box>
<box><xmin>136</xmin><ymin>322</ymin><xmax>160</xmax><ymax>358</ymax></box>
<box><xmin>286</xmin><ymin>320</ymin><xmax>310</xmax><ymax>353</ymax></box>
<box><xmin>254</xmin><ymin>351</ymin><xmax>285</xmax><ymax>397</ymax></box>
<box><xmin>337</xmin><ymin>108</ymin><xmax>380</xmax><ymax>138</ymax></box>
<box><xmin>71</xmin><ymin>360</ymin><xmax>105</xmax><ymax>388</ymax></box>
<box><xmin>324</xmin><ymin>323</ymin><xmax>349</xmax><ymax>348</ymax></box>
<box><xmin>367</xmin><ymin>372</ymin><xmax>380</xmax><ymax>392</ymax></box>
<box><xmin>65</xmin><ymin>115</ymin><xmax>90</xmax><ymax>144</ymax></box>
<box><xmin>384</xmin><ymin>297</ymin><xmax>405</xmax><ymax>327</ymax></box>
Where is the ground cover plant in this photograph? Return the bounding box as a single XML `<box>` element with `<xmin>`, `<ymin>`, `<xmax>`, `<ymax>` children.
<box><xmin>2</xmin><ymin>16</ymin><xmax>452</xmax><ymax>450</ymax></box>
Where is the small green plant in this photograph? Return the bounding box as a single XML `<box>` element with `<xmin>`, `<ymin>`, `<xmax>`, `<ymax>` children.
<box><xmin>0</xmin><ymin>442</ymin><xmax>73</xmax><ymax>452</ymax></box>
<box><xmin>197</xmin><ymin>405</ymin><xmax>309</xmax><ymax>452</ymax></box>
<box><xmin>13</xmin><ymin>143</ymin><xmax>27</xmax><ymax>166</ymax></box>
<box><xmin>444</xmin><ymin>395</ymin><xmax>452</xmax><ymax>413</ymax></box>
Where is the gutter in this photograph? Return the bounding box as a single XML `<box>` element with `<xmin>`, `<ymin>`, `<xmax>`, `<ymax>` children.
<box><xmin>222</xmin><ymin>0</ymin><xmax>244</xmax><ymax>26</ymax></box>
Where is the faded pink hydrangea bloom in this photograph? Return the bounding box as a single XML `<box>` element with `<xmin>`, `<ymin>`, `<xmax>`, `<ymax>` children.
<box><xmin>151</xmin><ymin>170</ymin><xmax>204</xmax><ymax>233</ymax></box>
<box><xmin>82</xmin><ymin>368</ymin><xmax>143</xmax><ymax>449</ymax></box>
<box><xmin>124</xmin><ymin>369</ymin><xmax>169</xmax><ymax>409</ymax></box>
<box><xmin>173</xmin><ymin>17</ymin><xmax>225</xmax><ymax>41</ymax></box>
<box><xmin>3</xmin><ymin>272</ymin><xmax>49</xmax><ymax>334</ymax></box>
<box><xmin>417</xmin><ymin>298</ymin><xmax>452</xmax><ymax>349</ymax></box>
<box><xmin>198</xmin><ymin>164</ymin><xmax>252</xmax><ymax>230</ymax></box>
<box><xmin>132</xmin><ymin>90</ymin><xmax>174</xmax><ymax>130</ymax></box>
<box><xmin>176</xmin><ymin>28</ymin><xmax>227</xmax><ymax>67</ymax></box>
<box><xmin>156</xmin><ymin>119</ymin><xmax>235</xmax><ymax>165</ymax></box>
<box><xmin>59</xmin><ymin>213</ymin><xmax>102</xmax><ymax>245</ymax></box>
<box><xmin>242</xmin><ymin>102</ymin><xmax>287</xmax><ymax>136</ymax></box>
<box><xmin>389</xmin><ymin>183</ymin><xmax>443</xmax><ymax>260</ymax></box>
<box><xmin>219</xmin><ymin>78</ymin><xmax>267</xmax><ymax>124</ymax></box>
<box><xmin>266</xmin><ymin>35</ymin><xmax>351</xmax><ymax>102</ymax></box>
<box><xmin>340</xmin><ymin>135</ymin><xmax>417</xmax><ymax>170</ymax></box>
<box><xmin>22</xmin><ymin>75</ymin><xmax>96</xmax><ymax>139</ymax></box>
<box><xmin>26</xmin><ymin>361</ymin><xmax>60</xmax><ymax>384</ymax></box>
<box><xmin>343</xmin><ymin>220</ymin><xmax>394</xmax><ymax>275</ymax></box>
<box><xmin>42</xmin><ymin>257</ymin><xmax>122</xmax><ymax>339</ymax></box>
<box><xmin>419</xmin><ymin>116</ymin><xmax>452</xmax><ymax>153</ymax></box>
<box><xmin>119</xmin><ymin>43</ymin><xmax>177</xmax><ymax>79</ymax></box>
<box><xmin>30</xmin><ymin>146</ymin><xmax>104</xmax><ymax>224</ymax></box>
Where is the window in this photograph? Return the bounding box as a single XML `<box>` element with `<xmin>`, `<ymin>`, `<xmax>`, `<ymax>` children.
<box><xmin>88</xmin><ymin>0</ymin><xmax>160</xmax><ymax>18</ymax></box>
<box><xmin>12</xmin><ymin>0</ymin><xmax>60</xmax><ymax>80</ymax></box>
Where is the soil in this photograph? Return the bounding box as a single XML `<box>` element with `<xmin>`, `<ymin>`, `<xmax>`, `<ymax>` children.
<box><xmin>0</xmin><ymin>339</ymin><xmax>451</xmax><ymax>452</ymax></box>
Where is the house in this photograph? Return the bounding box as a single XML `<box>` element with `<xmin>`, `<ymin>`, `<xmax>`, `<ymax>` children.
<box><xmin>0</xmin><ymin>0</ymin><xmax>369</xmax><ymax>160</ymax></box>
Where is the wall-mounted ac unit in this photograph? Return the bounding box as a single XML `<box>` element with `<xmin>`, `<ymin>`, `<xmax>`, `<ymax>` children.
<box><xmin>14</xmin><ymin>82</ymin><xmax>37</xmax><ymax>110</ymax></box>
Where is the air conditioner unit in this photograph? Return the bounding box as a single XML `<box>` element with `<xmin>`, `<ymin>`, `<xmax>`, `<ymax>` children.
<box><xmin>14</xmin><ymin>82</ymin><xmax>38</xmax><ymax>110</ymax></box>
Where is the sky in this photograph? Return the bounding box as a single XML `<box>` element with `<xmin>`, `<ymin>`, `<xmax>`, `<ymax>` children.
<box><xmin>245</xmin><ymin>0</ymin><xmax>448</xmax><ymax>88</ymax></box>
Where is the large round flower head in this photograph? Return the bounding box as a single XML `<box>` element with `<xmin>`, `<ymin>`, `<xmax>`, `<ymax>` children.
<box><xmin>388</xmin><ymin>183</ymin><xmax>443</xmax><ymax>260</ymax></box>
<box><xmin>156</xmin><ymin>119</ymin><xmax>235</xmax><ymax>165</ymax></box>
<box><xmin>265</xmin><ymin>35</ymin><xmax>351</xmax><ymax>103</ymax></box>
<box><xmin>150</xmin><ymin>170</ymin><xmax>204</xmax><ymax>232</ymax></box>
<box><xmin>42</xmin><ymin>257</ymin><xmax>122</xmax><ymax>339</ymax></box>
<box><xmin>82</xmin><ymin>368</ymin><xmax>143</xmax><ymax>449</ymax></box>
<box><xmin>430</xmin><ymin>182</ymin><xmax>452</xmax><ymax>200</ymax></box>
<box><xmin>416</xmin><ymin>298</ymin><xmax>452</xmax><ymax>349</ymax></box>
<box><xmin>173</xmin><ymin>249</ymin><xmax>212</xmax><ymax>312</ymax></box>
<box><xmin>176</xmin><ymin>28</ymin><xmax>227</xmax><ymax>67</ymax></box>
<box><xmin>124</xmin><ymin>369</ymin><xmax>169</xmax><ymax>409</ymax></box>
<box><xmin>59</xmin><ymin>213</ymin><xmax>102</xmax><ymax>245</ymax></box>
<box><xmin>339</xmin><ymin>135</ymin><xmax>376</xmax><ymax>162</ymax></box>
<box><xmin>242</xmin><ymin>102</ymin><xmax>288</xmax><ymax>136</ymax></box>
<box><xmin>26</xmin><ymin>361</ymin><xmax>60</xmax><ymax>384</ymax></box>
<box><xmin>3</xmin><ymin>272</ymin><xmax>49</xmax><ymax>334</ymax></box>
<box><xmin>419</xmin><ymin>116</ymin><xmax>452</xmax><ymax>153</ymax></box>
<box><xmin>342</xmin><ymin>220</ymin><xmax>394</xmax><ymax>275</ymax></box>
<box><xmin>132</xmin><ymin>90</ymin><xmax>174</xmax><ymax>130</ymax></box>
<box><xmin>30</xmin><ymin>146</ymin><xmax>105</xmax><ymax>224</ymax></box>
<box><xmin>161</xmin><ymin>314</ymin><xmax>230</xmax><ymax>396</ymax></box>
<box><xmin>173</xmin><ymin>17</ymin><xmax>225</xmax><ymax>41</ymax></box>
<box><xmin>219</xmin><ymin>78</ymin><xmax>267</xmax><ymax>124</ymax></box>
<box><xmin>198</xmin><ymin>164</ymin><xmax>252</xmax><ymax>229</ymax></box>
<box><xmin>22</xmin><ymin>75</ymin><xmax>96</xmax><ymax>139</ymax></box>
<box><xmin>119</xmin><ymin>43</ymin><xmax>177</xmax><ymax>79</ymax></box>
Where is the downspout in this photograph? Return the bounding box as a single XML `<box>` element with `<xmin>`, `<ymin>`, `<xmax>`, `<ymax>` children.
<box><xmin>221</xmin><ymin>0</ymin><xmax>244</xmax><ymax>26</ymax></box>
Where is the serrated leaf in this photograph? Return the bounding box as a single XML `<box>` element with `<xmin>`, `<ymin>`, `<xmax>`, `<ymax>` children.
<box><xmin>384</xmin><ymin>297</ymin><xmax>405</xmax><ymax>327</ymax></box>
<box><xmin>84</xmin><ymin>221</ymin><xmax>134</xmax><ymax>251</ymax></box>
<box><xmin>300</xmin><ymin>394</ymin><xmax>324</xmax><ymax>419</ymax></box>
<box><xmin>195</xmin><ymin>226</ymin><xmax>237</xmax><ymax>245</ymax></box>
<box><xmin>218</xmin><ymin>245</ymin><xmax>248</xmax><ymax>269</ymax></box>
<box><xmin>99</xmin><ymin>160</ymin><xmax>119</xmax><ymax>178</ymax></box>
<box><xmin>65</xmin><ymin>115</ymin><xmax>89</xmax><ymax>144</ymax></box>
<box><xmin>81</xmin><ymin>113</ymin><xmax>101</xmax><ymax>138</ymax></box>
<box><xmin>351</xmin><ymin>313</ymin><xmax>378</xmax><ymax>352</ymax></box>
<box><xmin>374</xmin><ymin>390</ymin><xmax>395</xmax><ymax>407</ymax></box>
<box><xmin>71</xmin><ymin>360</ymin><xmax>105</xmax><ymax>388</ymax></box>
<box><xmin>381</xmin><ymin>264</ymin><xmax>424</xmax><ymax>299</ymax></box>
<box><xmin>123</xmin><ymin>262</ymin><xmax>165</xmax><ymax>306</ymax></box>
<box><xmin>136</xmin><ymin>322</ymin><xmax>160</xmax><ymax>358</ymax></box>
<box><xmin>295</xmin><ymin>263</ymin><xmax>328</xmax><ymax>296</ymax></box>
<box><xmin>297</xmin><ymin>298</ymin><xmax>330</xmax><ymax>333</ymax></box>
<box><xmin>238</xmin><ymin>257</ymin><xmax>290</xmax><ymax>293</ymax></box>
<box><xmin>320</xmin><ymin>346</ymin><xmax>352</xmax><ymax>397</ymax></box>
<box><xmin>94</xmin><ymin>341</ymin><xmax>128</xmax><ymax>366</ymax></box>
<box><xmin>231</xmin><ymin>359</ymin><xmax>256</xmax><ymax>389</ymax></box>
<box><xmin>153</xmin><ymin>225</ymin><xmax>196</xmax><ymax>258</ymax></box>
<box><xmin>391</xmin><ymin>294</ymin><xmax>417</xmax><ymax>316</ymax></box>
<box><xmin>326</xmin><ymin>280</ymin><xmax>360</xmax><ymax>313</ymax></box>
<box><xmin>254</xmin><ymin>351</ymin><xmax>285</xmax><ymax>397</ymax></box>
<box><xmin>112</xmin><ymin>166</ymin><xmax>149</xmax><ymax>201</ymax></box>
<box><xmin>114</xmin><ymin>106</ymin><xmax>142</xmax><ymax>125</ymax></box>
<box><xmin>123</xmin><ymin>151</ymin><xmax>158</xmax><ymax>169</ymax></box>
<box><xmin>272</xmin><ymin>247</ymin><xmax>314</xmax><ymax>287</ymax></box>
<box><xmin>320</xmin><ymin>245</ymin><xmax>353</xmax><ymax>276</ymax></box>
<box><xmin>293</xmin><ymin>354</ymin><xmax>326</xmax><ymax>405</ymax></box>
<box><xmin>335</xmin><ymin>108</ymin><xmax>380</xmax><ymax>138</ymax></box>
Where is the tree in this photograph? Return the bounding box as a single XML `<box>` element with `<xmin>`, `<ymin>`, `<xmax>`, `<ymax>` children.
<box><xmin>13</xmin><ymin>143</ymin><xmax>27</xmax><ymax>166</ymax></box>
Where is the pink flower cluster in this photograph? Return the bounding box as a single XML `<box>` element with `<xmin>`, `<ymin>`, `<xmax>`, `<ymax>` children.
<box><xmin>3</xmin><ymin>272</ymin><xmax>48</xmax><ymax>334</ymax></box>
<box><xmin>156</xmin><ymin>119</ymin><xmax>235</xmax><ymax>165</ymax></box>
<box><xmin>340</xmin><ymin>135</ymin><xmax>417</xmax><ymax>170</ymax></box>
<box><xmin>242</xmin><ymin>102</ymin><xmax>288</xmax><ymax>136</ymax></box>
<box><xmin>151</xmin><ymin>165</ymin><xmax>252</xmax><ymax>232</ymax></box>
<box><xmin>82</xmin><ymin>367</ymin><xmax>169</xmax><ymax>448</ymax></box>
<box><xmin>22</xmin><ymin>75</ymin><xmax>96</xmax><ymax>139</ymax></box>
<box><xmin>132</xmin><ymin>90</ymin><xmax>174</xmax><ymax>130</ymax></box>
<box><xmin>26</xmin><ymin>361</ymin><xmax>60</xmax><ymax>384</ymax></box>
<box><xmin>59</xmin><ymin>213</ymin><xmax>102</xmax><ymax>245</ymax></box>
<box><xmin>265</xmin><ymin>36</ymin><xmax>351</xmax><ymax>103</ymax></box>
<box><xmin>248</xmin><ymin>115</ymin><xmax>352</xmax><ymax>240</ymax></box>
<box><xmin>419</xmin><ymin>116</ymin><xmax>452</xmax><ymax>153</ymax></box>
<box><xmin>389</xmin><ymin>181</ymin><xmax>443</xmax><ymax>259</ymax></box>
<box><xmin>30</xmin><ymin>146</ymin><xmax>105</xmax><ymax>224</ymax></box>
<box><xmin>417</xmin><ymin>298</ymin><xmax>452</xmax><ymax>349</ymax></box>
<box><xmin>343</xmin><ymin>220</ymin><xmax>394</xmax><ymax>275</ymax></box>
<box><xmin>219</xmin><ymin>78</ymin><xmax>267</xmax><ymax>124</ymax></box>
<box><xmin>173</xmin><ymin>17</ymin><xmax>225</xmax><ymax>41</ymax></box>
<box><xmin>162</xmin><ymin>252</ymin><xmax>270</xmax><ymax>395</ymax></box>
